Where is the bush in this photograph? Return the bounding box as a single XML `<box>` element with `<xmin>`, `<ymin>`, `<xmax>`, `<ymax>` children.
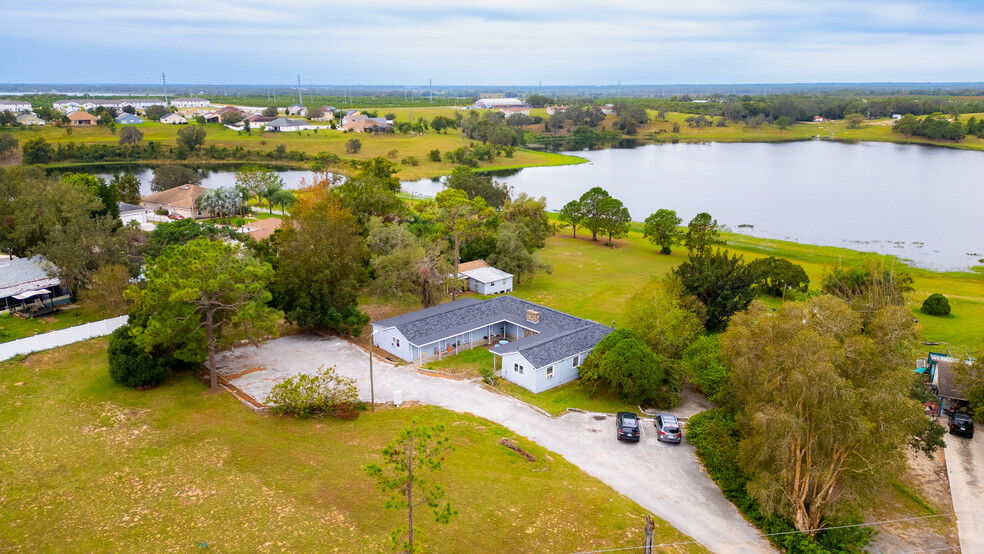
<box><xmin>346</xmin><ymin>138</ymin><xmax>362</xmax><ymax>153</ymax></box>
<box><xmin>107</xmin><ymin>326</ymin><xmax>172</xmax><ymax>388</ymax></box>
<box><xmin>264</xmin><ymin>364</ymin><xmax>359</xmax><ymax>418</ymax></box>
<box><xmin>681</xmin><ymin>335</ymin><xmax>728</xmax><ymax>401</ymax></box>
<box><xmin>921</xmin><ymin>293</ymin><xmax>951</xmax><ymax>316</ymax></box>
<box><xmin>400</xmin><ymin>156</ymin><xmax>419</xmax><ymax>166</ymax></box>
<box><xmin>428</xmin><ymin>149</ymin><xmax>441</xmax><ymax>162</ymax></box>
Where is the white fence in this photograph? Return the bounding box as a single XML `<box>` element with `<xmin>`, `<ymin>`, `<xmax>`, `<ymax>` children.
<box><xmin>0</xmin><ymin>315</ymin><xmax>128</xmax><ymax>361</ymax></box>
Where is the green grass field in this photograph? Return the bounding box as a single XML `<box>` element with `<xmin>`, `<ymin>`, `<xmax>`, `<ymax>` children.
<box><xmin>0</xmin><ymin>339</ymin><xmax>703</xmax><ymax>553</ymax></box>
<box><xmin>0</xmin><ymin>303</ymin><xmax>106</xmax><ymax>344</ymax></box>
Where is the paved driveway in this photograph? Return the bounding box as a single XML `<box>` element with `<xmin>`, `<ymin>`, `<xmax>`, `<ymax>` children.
<box><xmin>943</xmin><ymin>426</ymin><xmax>984</xmax><ymax>553</ymax></box>
<box><xmin>215</xmin><ymin>334</ymin><xmax>772</xmax><ymax>553</ymax></box>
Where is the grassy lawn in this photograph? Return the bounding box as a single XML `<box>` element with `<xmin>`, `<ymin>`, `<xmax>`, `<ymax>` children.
<box><xmin>496</xmin><ymin>379</ymin><xmax>639</xmax><ymax>417</ymax></box>
<box><xmin>0</xmin><ymin>339</ymin><xmax>703</xmax><ymax>552</ymax></box>
<box><xmin>0</xmin><ymin>303</ymin><xmax>106</xmax><ymax>344</ymax></box>
<box><xmin>424</xmin><ymin>345</ymin><xmax>492</xmax><ymax>378</ymax></box>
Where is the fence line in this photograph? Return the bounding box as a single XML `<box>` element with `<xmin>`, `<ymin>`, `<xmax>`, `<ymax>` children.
<box><xmin>0</xmin><ymin>315</ymin><xmax>128</xmax><ymax>361</ymax></box>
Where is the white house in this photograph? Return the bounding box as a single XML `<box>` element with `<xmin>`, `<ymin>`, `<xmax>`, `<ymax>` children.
<box><xmin>15</xmin><ymin>113</ymin><xmax>45</xmax><ymax>126</ymax></box>
<box><xmin>286</xmin><ymin>104</ymin><xmax>306</xmax><ymax>116</ymax></box>
<box><xmin>457</xmin><ymin>260</ymin><xmax>513</xmax><ymax>294</ymax></box>
<box><xmin>473</xmin><ymin>98</ymin><xmax>528</xmax><ymax>109</ymax></box>
<box><xmin>160</xmin><ymin>112</ymin><xmax>187</xmax><ymax>125</ymax></box>
<box><xmin>171</xmin><ymin>97</ymin><xmax>210</xmax><ymax>108</ymax></box>
<box><xmin>118</xmin><ymin>201</ymin><xmax>148</xmax><ymax>224</ymax></box>
<box><xmin>118</xmin><ymin>98</ymin><xmax>166</xmax><ymax>110</ymax></box>
<box><xmin>53</xmin><ymin>99</ymin><xmax>83</xmax><ymax>112</ymax></box>
<box><xmin>371</xmin><ymin>296</ymin><xmax>611</xmax><ymax>393</ymax></box>
<box><xmin>0</xmin><ymin>100</ymin><xmax>32</xmax><ymax>112</ymax></box>
<box><xmin>263</xmin><ymin>117</ymin><xmax>318</xmax><ymax>132</ymax></box>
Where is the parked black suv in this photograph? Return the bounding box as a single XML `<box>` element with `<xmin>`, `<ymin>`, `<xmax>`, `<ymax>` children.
<box><xmin>616</xmin><ymin>412</ymin><xmax>641</xmax><ymax>442</ymax></box>
<box><xmin>654</xmin><ymin>414</ymin><xmax>682</xmax><ymax>443</ymax></box>
<box><xmin>948</xmin><ymin>412</ymin><xmax>975</xmax><ymax>438</ymax></box>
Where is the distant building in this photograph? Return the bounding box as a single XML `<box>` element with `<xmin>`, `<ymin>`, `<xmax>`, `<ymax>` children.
<box><xmin>473</xmin><ymin>98</ymin><xmax>528</xmax><ymax>109</ymax></box>
<box><xmin>246</xmin><ymin>114</ymin><xmax>277</xmax><ymax>125</ymax></box>
<box><xmin>201</xmin><ymin>113</ymin><xmax>221</xmax><ymax>124</ymax></box>
<box><xmin>53</xmin><ymin>99</ymin><xmax>83</xmax><ymax>112</ymax></box>
<box><xmin>114</xmin><ymin>113</ymin><xmax>143</xmax><ymax>125</ymax></box>
<box><xmin>891</xmin><ymin>114</ymin><xmax>903</xmax><ymax>120</ymax></box>
<box><xmin>499</xmin><ymin>107</ymin><xmax>530</xmax><ymax>118</ymax></box>
<box><xmin>15</xmin><ymin>113</ymin><xmax>45</xmax><ymax>126</ymax></box>
<box><xmin>171</xmin><ymin>97</ymin><xmax>210</xmax><ymax>108</ymax></box>
<box><xmin>545</xmin><ymin>106</ymin><xmax>568</xmax><ymax>115</ymax></box>
<box><xmin>341</xmin><ymin>111</ymin><xmax>364</xmax><ymax>126</ymax></box>
<box><xmin>286</xmin><ymin>104</ymin><xmax>307</xmax><ymax>116</ymax></box>
<box><xmin>241</xmin><ymin>217</ymin><xmax>283</xmax><ymax>240</ymax></box>
<box><xmin>813</xmin><ymin>116</ymin><xmax>828</xmax><ymax>122</ymax></box>
<box><xmin>0</xmin><ymin>255</ymin><xmax>68</xmax><ymax>313</ymax></box>
<box><xmin>160</xmin><ymin>112</ymin><xmax>187</xmax><ymax>125</ymax></box>
<box><xmin>264</xmin><ymin>117</ymin><xmax>317</xmax><ymax>132</ymax></box>
<box><xmin>600</xmin><ymin>104</ymin><xmax>615</xmax><ymax>115</ymax></box>
<box><xmin>117</xmin><ymin>98</ymin><xmax>166</xmax><ymax>110</ymax></box>
<box><xmin>342</xmin><ymin>117</ymin><xmax>392</xmax><ymax>133</ymax></box>
<box><xmin>118</xmin><ymin>201</ymin><xmax>148</xmax><ymax>224</ymax></box>
<box><xmin>311</xmin><ymin>106</ymin><xmax>334</xmax><ymax>121</ymax></box>
<box><xmin>0</xmin><ymin>100</ymin><xmax>32</xmax><ymax>112</ymax></box>
<box><xmin>141</xmin><ymin>184</ymin><xmax>208</xmax><ymax>219</ymax></box>
<box><xmin>67</xmin><ymin>111</ymin><xmax>98</xmax><ymax>126</ymax></box>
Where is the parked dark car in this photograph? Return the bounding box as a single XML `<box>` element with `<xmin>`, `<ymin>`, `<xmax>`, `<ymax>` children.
<box><xmin>615</xmin><ymin>412</ymin><xmax>640</xmax><ymax>442</ymax></box>
<box><xmin>948</xmin><ymin>412</ymin><xmax>975</xmax><ymax>438</ymax></box>
<box><xmin>654</xmin><ymin>414</ymin><xmax>682</xmax><ymax>443</ymax></box>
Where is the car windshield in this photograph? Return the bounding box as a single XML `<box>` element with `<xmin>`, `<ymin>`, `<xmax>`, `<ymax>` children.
<box><xmin>622</xmin><ymin>419</ymin><xmax>638</xmax><ymax>428</ymax></box>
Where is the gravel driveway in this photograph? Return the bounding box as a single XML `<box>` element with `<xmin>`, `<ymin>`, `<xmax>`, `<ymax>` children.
<box><xmin>215</xmin><ymin>334</ymin><xmax>773</xmax><ymax>553</ymax></box>
<box><xmin>943</xmin><ymin>426</ymin><xmax>984</xmax><ymax>552</ymax></box>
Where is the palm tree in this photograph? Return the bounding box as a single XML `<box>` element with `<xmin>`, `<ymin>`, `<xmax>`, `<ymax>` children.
<box><xmin>268</xmin><ymin>189</ymin><xmax>296</xmax><ymax>215</ymax></box>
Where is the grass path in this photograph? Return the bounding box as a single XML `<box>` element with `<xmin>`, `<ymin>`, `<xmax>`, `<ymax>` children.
<box><xmin>0</xmin><ymin>339</ymin><xmax>702</xmax><ymax>553</ymax></box>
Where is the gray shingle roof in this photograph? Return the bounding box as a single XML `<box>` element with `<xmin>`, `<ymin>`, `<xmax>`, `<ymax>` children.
<box><xmin>373</xmin><ymin>296</ymin><xmax>611</xmax><ymax>368</ymax></box>
<box><xmin>118</xmin><ymin>201</ymin><xmax>144</xmax><ymax>213</ymax></box>
<box><xmin>936</xmin><ymin>361</ymin><xmax>969</xmax><ymax>401</ymax></box>
<box><xmin>0</xmin><ymin>256</ymin><xmax>61</xmax><ymax>300</ymax></box>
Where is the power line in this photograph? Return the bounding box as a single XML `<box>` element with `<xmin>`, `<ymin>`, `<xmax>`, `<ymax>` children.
<box><xmin>569</xmin><ymin>513</ymin><xmax>961</xmax><ymax>554</ymax></box>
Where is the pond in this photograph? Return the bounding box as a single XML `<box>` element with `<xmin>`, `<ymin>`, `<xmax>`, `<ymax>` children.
<box><xmin>402</xmin><ymin>141</ymin><xmax>984</xmax><ymax>271</ymax></box>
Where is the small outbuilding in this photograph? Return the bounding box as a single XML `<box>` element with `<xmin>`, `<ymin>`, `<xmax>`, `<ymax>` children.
<box><xmin>457</xmin><ymin>260</ymin><xmax>513</xmax><ymax>294</ymax></box>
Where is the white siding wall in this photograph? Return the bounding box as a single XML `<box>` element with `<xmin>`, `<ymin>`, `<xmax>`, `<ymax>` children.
<box><xmin>372</xmin><ymin>326</ymin><xmax>413</xmax><ymax>362</ymax></box>
<box><xmin>475</xmin><ymin>277</ymin><xmax>513</xmax><ymax>295</ymax></box>
<box><xmin>532</xmin><ymin>352</ymin><xmax>586</xmax><ymax>393</ymax></box>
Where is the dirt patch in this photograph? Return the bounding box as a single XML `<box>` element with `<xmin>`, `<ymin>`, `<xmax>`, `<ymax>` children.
<box><xmin>224</xmin><ymin>366</ymin><xmax>268</xmax><ymax>380</ymax></box>
<box><xmin>80</xmin><ymin>401</ymin><xmax>151</xmax><ymax>446</ymax></box>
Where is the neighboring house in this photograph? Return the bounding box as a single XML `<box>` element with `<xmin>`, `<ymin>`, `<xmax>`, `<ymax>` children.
<box><xmin>286</xmin><ymin>104</ymin><xmax>306</xmax><ymax>116</ymax></box>
<box><xmin>118</xmin><ymin>201</ymin><xmax>148</xmax><ymax>224</ymax></box>
<box><xmin>457</xmin><ymin>260</ymin><xmax>513</xmax><ymax>294</ymax></box>
<box><xmin>67</xmin><ymin>111</ymin><xmax>98</xmax><ymax>126</ymax></box>
<box><xmin>264</xmin><ymin>117</ymin><xmax>317</xmax><ymax>132</ymax></box>
<box><xmin>246</xmin><ymin>115</ymin><xmax>277</xmax><ymax>126</ymax></box>
<box><xmin>891</xmin><ymin>114</ymin><xmax>903</xmax><ymax>120</ymax></box>
<box><xmin>53</xmin><ymin>99</ymin><xmax>83</xmax><ymax>112</ymax></box>
<box><xmin>372</xmin><ymin>296</ymin><xmax>612</xmax><ymax>393</ymax></box>
<box><xmin>160</xmin><ymin>112</ymin><xmax>187</xmax><ymax>125</ymax></box>
<box><xmin>341</xmin><ymin>110</ymin><xmax>363</xmax><ymax>126</ymax></box>
<box><xmin>118</xmin><ymin>98</ymin><xmax>166</xmax><ymax>110</ymax></box>
<box><xmin>114</xmin><ymin>113</ymin><xmax>143</xmax><ymax>125</ymax></box>
<box><xmin>140</xmin><ymin>184</ymin><xmax>208</xmax><ymax>219</ymax></box>
<box><xmin>215</xmin><ymin>106</ymin><xmax>243</xmax><ymax>116</ymax></box>
<box><xmin>546</xmin><ymin>106</ymin><xmax>568</xmax><ymax>115</ymax></box>
<box><xmin>600</xmin><ymin>104</ymin><xmax>615</xmax><ymax>115</ymax></box>
<box><xmin>15</xmin><ymin>112</ymin><xmax>46</xmax><ymax>126</ymax></box>
<box><xmin>499</xmin><ymin>107</ymin><xmax>530</xmax><ymax>118</ymax></box>
<box><xmin>472</xmin><ymin>98</ymin><xmax>527</xmax><ymax>109</ymax></box>
<box><xmin>201</xmin><ymin>113</ymin><xmax>221</xmax><ymax>123</ymax></box>
<box><xmin>924</xmin><ymin>352</ymin><xmax>972</xmax><ymax>414</ymax></box>
<box><xmin>342</xmin><ymin>117</ymin><xmax>392</xmax><ymax>133</ymax></box>
<box><xmin>171</xmin><ymin>97</ymin><xmax>210</xmax><ymax>108</ymax></box>
<box><xmin>311</xmin><ymin>106</ymin><xmax>334</xmax><ymax>121</ymax></box>
<box><xmin>241</xmin><ymin>217</ymin><xmax>282</xmax><ymax>240</ymax></box>
<box><xmin>0</xmin><ymin>100</ymin><xmax>32</xmax><ymax>112</ymax></box>
<box><xmin>0</xmin><ymin>255</ymin><xmax>69</xmax><ymax>313</ymax></box>
<box><xmin>813</xmin><ymin>116</ymin><xmax>827</xmax><ymax>122</ymax></box>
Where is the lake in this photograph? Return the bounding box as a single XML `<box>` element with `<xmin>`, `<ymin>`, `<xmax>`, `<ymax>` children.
<box><xmin>75</xmin><ymin>164</ymin><xmax>321</xmax><ymax>197</ymax></box>
<box><xmin>73</xmin><ymin>141</ymin><xmax>984</xmax><ymax>270</ymax></box>
<box><xmin>403</xmin><ymin>141</ymin><xmax>984</xmax><ymax>271</ymax></box>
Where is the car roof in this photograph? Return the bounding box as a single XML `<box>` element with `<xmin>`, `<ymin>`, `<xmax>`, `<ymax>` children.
<box><xmin>617</xmin><ymin>411</ymin><xmax>638</xmax><ymax>419</ymax></box>
<box><xmin>658</xmin><ymin>414</ymin><xmax>679</xmax><ymax>422</ymax></box>
<box><xmin>953</xmin><ymin>413</ymin><xmax>973</xmax><ymax>420</ymax></box>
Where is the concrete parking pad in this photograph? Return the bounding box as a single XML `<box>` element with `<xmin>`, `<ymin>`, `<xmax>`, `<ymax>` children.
<box><xmin>944</xmin><ymin>429</ymin><xmax>984</xmax><ymax>553</ymax></box>
<box><xmin>215</xmin><ymin>334</ymin><xmax>772</xmax><ymax>553</ymax></box>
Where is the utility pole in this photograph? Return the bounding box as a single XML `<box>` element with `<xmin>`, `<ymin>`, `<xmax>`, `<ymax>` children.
<box><xmin>429</xmin><ymin>78</ymin><xmax>432</xmax><ymax>103</ymax></box>
<box><xmin>297</xmin><ymin>74</ymin><xmax>302</xmax><ymax>105</ymax></box>
<box><xmin>162</xmin><ymin>73</ymin><xmax>169</xmax><ymax>104</ymax></box>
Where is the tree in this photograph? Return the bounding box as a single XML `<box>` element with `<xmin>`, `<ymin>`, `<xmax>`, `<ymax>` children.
<box><xmin>681</xmin><ymin>335</ymin><xmax>728</xmax><ymax>402</ymax></box>
<box><xmin>748</xmin><ymin>256</ymin><xmax>809</xmax><ymax>297</ymax></box>
<box><xmin>822</xmin><ymin>263</ymin><xmax>913</xmax><ymax>324</ymax></box>
<box><xmin>267</xmin><ymin>189</ymin><xmax>296</xmax><ymax>215</ymax></box>
<box><xmin>111</xmin><ymin>173</ymin><xmax>142</xmax><ymax>205</ymax></box>
<box><xmin>500</xmin><ymin>193</ymin><xmax>552</xmax><ymax>250</ymax></box>
<box><xmin>845</xmin><ymin>113</ymin><xmax>865</xmax><ymax>129</ymax></box>
<box><xmin>578</xmin><ymin>187</ymin><xmax>612</xmax><ymax>241</ymax></box>
<box><xmin>151</xmin><ymin>165</ymin><xmax>201</xmax><ymax>192</ymax></box>
<box><xmin>368</xmin><ymin>218</ymin><xmax>450</xmax><ymax>308</ymax></box>
<box><xmin>21</xmin><ymin>137</ymin><xmax>53</xmax><ymax>164</ymax></box>
<box><xmin>85</xmin><ymin>264</ymin><xmax>132</xmax><ymax>317</ymax></box>
<box><xmin>579</xmin><ymin>328</ymin><xmax>678</xmax><ymax>406</ymax></box>
<box><xmin>598</xmin><ymin>196</ymin><xmax>630</xmax><ymax>245</ymax></box>
<box><xmin>643</xmin><ymin>209</ymin><xmax>683</xmax><ymax>254</ymax></box>
<box><xmin>428</xmin><ymin>149</ymin><xmax>441</xmax><ymax>162</ymax></box>
<box><xmin>684</xmin><ymin>212</ymin><xmax>722</xmax><ymax>257</ymax></box>
<box><xmin>444</xmin><ymin>167</ymin><xmax>510</xmax><ymax>209</ymax></box>
<box><xmin>525</xmin><ymin>94</ymin><xmax>554</xmax><ymax>108</ymax></box>
<box><xmin>558</xmin><ymin>200</ymin><xmax>585</xmax><ymax>238</ymax></box>
<box><xmin>625</xmin><ymin>279</ymin><xmax>703</xmax><ymax>361</ymax></box>
<box><xmin>107</xmin><ymin>325</ymin><xmax>174</xmax><ymax>388</ymax></box>
<box><xmin>62</xmin><ymin>173</ymin><xmax>119</xmax><ymax>219</ymax></box>
<box><xmin>673</xmin><ymin>249</ymin><xmax>755</xmax><ymax>331</ymax></box>
<box><xmin>117</xmin><ymin>126</ymin><xmax>144</xmax><ymax>161</ymax></box>
<box><xmin>0</xmin><ymin>134</ymin><xmax>18</xmax><ymax>158</ymax></box>
<box><xmin>176</xmin><ymin>126</ymin><xmax>206</xmax><ymax>152</ymax></box>
<box><xmin>423</xmin><ymin>188</ymin><xmax>494</xmax><ymax>298</ymax></box>
<box><xmin>275</xmin><ymin>189</ymin><xmax>369</xmax><ymax>335</ymax></box>
<box><xmin>221</xmin><ymin>111</ymin><xmax>244</xmax><ymax>125</ymax></box>
<box><xmin>144</xmin><ymin>105</ymin><xmax>167</xmax><ymax>120</ymax></box>
<box><xmin>346</xmin><ymin>138</ymin><xmax>362</xmax><ymax>153</ymax></box>
<box><xmin>337</xmin><ymin>174</ymin><xmax>406</xmax><ymax>226</ymax></box>
<box><xmin>235</xmin><ymin>165</ymin><xmax>284</xmax><ymax>208</ymax></box>
<box><xmin>430</xmin><ymin>115</ymin><xmax>457</xmax><ymax>133</ymax></box>
<box><xmin>956</xmin><ymin>349</ymin><xmax>984</xmax><ymax>421</ymax></box>
<box><xmin>262</xmin><ymin>106</ymin><xmax>279</xmax><ymax>117</ymax></box>
<box><xmin>774</xmin><ymin>116</ymin><xmax>792</xmax><ymax>130</ymax></box>
<box><xmin>126</xmin><ymin>238</ymin><xmax>281</xmax><ymax>393</ymax></box>
<box><xmin>920</xmin><ymin>293</ymin><xmax>951</xmax><ymax>316</ymax></box>
<box><xmin>363</xmin><ymin>422</ymin><xmax>456</xmax><ymax>554</ymax></box>
<box><xmin>197</xmin><ymin>187</ymin><xmax>243</xmax><ymax>225</ymax></box>
<box><xmin>144</xmin><ymin>218</ymin><xmax>236</xmax><ymax>259</ymax></box>
<box><xmin>488</xmin><ymin>222</ymin><xmax>550</xmax><ymax>285</ymax></box>
<box><xmin>722</xmin><ymin>297</ymin><xmax>924</xmax><ymax>535</ymax></box>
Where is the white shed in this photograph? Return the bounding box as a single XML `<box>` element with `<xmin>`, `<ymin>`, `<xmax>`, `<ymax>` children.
<box><xmin>460</xmin><ymin>266</ymin><xmax>513</xmax><ymax>295</ymax></box>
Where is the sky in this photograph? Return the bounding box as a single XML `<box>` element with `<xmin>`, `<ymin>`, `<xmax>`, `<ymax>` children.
<box><xmin>2</xmin><ymin>0</ymin><xmax>983</xmax><ymax>86</ymax></box>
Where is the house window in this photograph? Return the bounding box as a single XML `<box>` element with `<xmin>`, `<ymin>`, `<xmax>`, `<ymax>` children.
<box><xmin>573</xmin><ymin>355</ymin><xmax>580</xmax><ymax>368</ymax></box>
<box><xmin>514</xmin><ymin>363</ymin><xmax>524</xmax><ymax>375</ymax></box>
<box><xmin>546</xmin><ymin>366</ymin><xmax>554</xmax><ymax>379</ymax></box>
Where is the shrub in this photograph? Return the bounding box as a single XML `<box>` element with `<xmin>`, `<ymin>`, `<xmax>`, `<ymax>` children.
<box><xmin>681</xmin><ymin>335</ymin><xmax>728</xmax><ymax>401</ymax></box>
<box><xmin>921</xmin><ymin>293</ymin><xmax>951</xmax><ymax>316</ymax></box>
<box><xmin>346</xmin><ymin>138</ymin><xmax>362</xmax><ymax>153</ymax></box>
<box><xmin>264</xmin><ymin>364</ymin><xmax>360</xmax><ymax>418</ymax></box>
<box><xmin>107</xmin><ymin>326</ymin><xmax>172</xmax><ymax>388</ymax></box>
<box><xmin>386</xmin><ymin>148</ymin><xmax>399</xmax><ymax>159</ymax></box>
<box><xmin>428</xmin><ymin>149</ymin><xmax>441</xmax><ymax>162</ymax></box>
<box><xmin>400</xmin><ymin>156</ymin><xmax>419</xmax><ymax>166</ymax></box>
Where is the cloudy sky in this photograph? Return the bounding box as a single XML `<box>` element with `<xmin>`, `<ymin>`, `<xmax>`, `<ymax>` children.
<box><xmin>2</xmin><ymin>0</ymin><xmax>983</xmax><ymax>85</ymax></box>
